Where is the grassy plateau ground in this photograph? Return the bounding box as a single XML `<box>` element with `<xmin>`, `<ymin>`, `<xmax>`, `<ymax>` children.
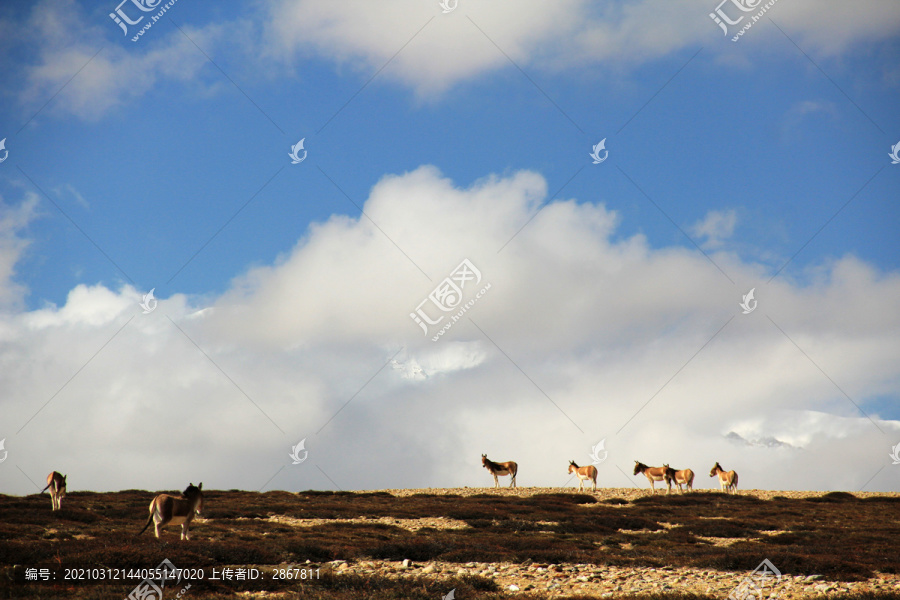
<box><xmin>1</xmin><ymin>487</ymin><xmax>899</xmax><ymax>599</ymax></box>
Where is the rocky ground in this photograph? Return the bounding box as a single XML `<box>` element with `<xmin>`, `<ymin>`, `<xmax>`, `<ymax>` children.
<box><xmin>272</xmin><ymin>487</ymin><xmax>900</xmax><ymax>598</ymax></box>
<box><xmin>312</xmin><ymin>558</ymin><xmax>900</xmax><ymax>598</ymax></box>
<box><xmin>5</xmin><ymin>486</ymin><xmax>898</xmax><ymax>599</ymax></box>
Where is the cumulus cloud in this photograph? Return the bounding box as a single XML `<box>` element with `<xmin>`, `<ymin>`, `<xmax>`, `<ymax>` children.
<box><xmin>261</xmin><ymin>0</ymin><xmax>582</xmax><ymax>95</ymax></box>
<box><xmin>12</xmin><ymin>0</ymin><xmax>217</xmax><ymax>121</ymax></box>
<box><xmin>10</xmin><ymin>0</ymin><xmax>899</xmax><ymax>120</ymax></box>
<box><xmin>262</xmin><ymin>0</ymin><xmax>900</xmax><ymax>95</ymax></box>
<box><xmin>0</xmin><ymin>166</ymin><xmax>898</xmax><ymax>495</ymax></box>
<box><xmin>0</xmin><ymin>192</ymin><xmax>39</xmax><ymax>310</ymax></box>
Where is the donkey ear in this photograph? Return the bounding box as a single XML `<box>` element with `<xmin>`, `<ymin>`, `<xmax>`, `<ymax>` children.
<box><xmin>198</xmin><ymin>482</ymin><xmax>203</xmax><ymax>490</ymax></box>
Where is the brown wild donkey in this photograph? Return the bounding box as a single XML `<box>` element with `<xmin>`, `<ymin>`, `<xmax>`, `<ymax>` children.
<box><xmin>709</xmin><ymin>462</ymin><xmax>738</xmax><ymax>494</ymax></box>
<box><xmin>482</xmin><ymin>454</ymin><xmax>517</xmax><ymax>488</ymax></box>
<box><xmin>139</xmin><ymin>483</ymin><xmax>204</xmax><ymax>540</ymax></box>
<box><xmin>633</xmin><ymin>461</ymin><xmax>671</xmax><ymax>494</ymax></box>
<box><xmin>568</xmin><ymin>461</ymin><xmax>598</xmax><ymax>492</ymax></box>
<box><xmin>663</xmin><ymin>464</ymin><xmax>694</xmax><ymax>493</ymax></box>
<box><xmin>41</xmin><ymin>472</ymin><xmax>66</xmax><ymax>511</ymax></box>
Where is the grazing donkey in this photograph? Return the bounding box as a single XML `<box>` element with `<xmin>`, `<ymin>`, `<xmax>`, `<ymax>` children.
<box><xmin>41</xmin><ymin>471</ymin><xmax>67</xmax><ymax>510</ymax></box>
<box><xmin>709</xmin><ymin>462</ymin><xmax>738</xmax><ymax>494</ymax></box>
<box><xmin>481</xmin><ymin>454</ymin><xmax>517</xmax><ymax>488</ymax></box>
<box><xmin>633</xmin><ymin>461</ymin><xmax>670</xmax><ymax>494</ymax></box>
<box><xmin>139</xmin><ymin>482</ymin><xmax>204</xmax><ymax>540</ymax></box>
<box><xmin>568</xmin><ymin>461</ymin><xmax>598</xmax><ymax>492</ymax></box>
<box><xmin>663</xmin><ymin>464</ymin><xmax>694</xmax><ymax>493</ymax></box>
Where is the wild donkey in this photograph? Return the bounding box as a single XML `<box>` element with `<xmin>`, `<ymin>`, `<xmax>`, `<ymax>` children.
<box><xmin>663</xmin><ymin>464</ymin><xmax>694</xmax><ymax>493</ymax></box>
<box><xmin>139</xmin><ymin>482</ymin><xmax>204</xmax><ymax>540</ymax></box>
<box><xmin>481</xmin><ymin>454</ymin><xmax>517</xmax><ymax>488</ymax></box>
<box><xmin>41</xmin><ymin>472</ymin><xmax>67</xmax><ymax>510</ymax></box>
<box><xmin>568</xmin><ymin>461</ymin><xmax>598</xmax><ymax>492</ymax></box>
<box><xmin>633</xmin><ymin>461</ymin><xmax>670</xmax><ymax>494</ymax></box>
<box><xmin>709</xmin><ymin>462</ymin><xmax>738</xmax><ymax>494</ymax></box>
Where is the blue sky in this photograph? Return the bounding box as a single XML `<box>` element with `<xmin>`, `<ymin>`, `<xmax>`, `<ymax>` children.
<box><xmin>0</xmin><ymin>0</ymin><xmax>898</xmax><ymax>494</ymax></box>
<box><xmin>3</xmin><ymin>1</ymin><xmax>896</xmax><ymax>305</ymax></box>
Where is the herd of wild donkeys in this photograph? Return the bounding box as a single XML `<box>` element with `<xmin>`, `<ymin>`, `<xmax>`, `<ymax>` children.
<box><xmin>480</xmin><ymin>454</ymin><xmax>739</xmax><ymax>495</ymax></box>
<box><xmin>33</xmin><ymin>458</ymin><xmax>738</xmax><ymax>541</ymax></box>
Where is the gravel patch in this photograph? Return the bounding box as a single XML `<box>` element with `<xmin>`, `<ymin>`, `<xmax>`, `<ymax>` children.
<box><xmin>314</xmin><ymin>558</ymin><xmax>900</xmax><ymax>598</ymax></box>
<box><xmin>355</xmin><ymin>487</ymin><xmax>899</xmax><ymax>501</ymax></box>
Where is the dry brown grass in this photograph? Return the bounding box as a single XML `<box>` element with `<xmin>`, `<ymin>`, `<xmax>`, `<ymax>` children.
<box><xmin>1</xmin><ymin>488</ymin><xmax>898</xmax><ymax>599</ymax></box>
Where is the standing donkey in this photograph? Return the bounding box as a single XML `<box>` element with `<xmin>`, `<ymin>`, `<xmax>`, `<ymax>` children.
<box><xmin>41</xmin><ymin>472</ymin><xmax>67</xmax><ymax>511</ymax></box>
<box><xmin>663</xmin><ymin>464</ymin><xmax>694</xmax><ymax>493</ymax></box>
<box><xmin>139</xmin><ymin>483</ymin><xmax>205</xmax><ymax>540</ymax></box>
<box><xmin>481</xmin><ymin>454</ymin><xmax>517</xmax><ymax>488</ymax></box>
<box><xmin>568</xmin><ymin>461</ymin><xmax>598</xmax><ymax>492</ymax></box>
<box><xmin>709</xmin><ymin>462</ymin><xmax>739</xmax><ymax>494</ymax></box>
<box><xmin>633</xmin><ymin>461</ymin><xmax>671</xmax><ymax>494</ymax></box>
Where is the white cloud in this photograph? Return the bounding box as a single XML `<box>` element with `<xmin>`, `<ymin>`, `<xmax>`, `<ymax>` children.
<box><xmin>0</xmin><ymin>166</ymin><xmax>898</xmax><ymax>495</ymax></box>
<box><xmin>11</xmin><ymin>0</ymin><xmax>899</xmax><ymax>120</ymax></box>
<box><xmin>261</xmin><ymin>0</ymin><xmax>583</xmax><ymax>96</ymax></box>
<box><xmin>0</xmin><ymin>192</ymin><xmax>39</xmax><ymax>310</ymax></box>
<box><xmin>14</xmin><ymin>0</ymin><xmax>216</xmax><ymax>121</ymax></box>
<box><xmin>262</xmin><ymin>0</ymin><xmax>900</xmax><ymax>96</ymax></box>
<box><xmin>691</xmin><ymin>208</ymin><xmax>737</xmax><ymax>248</ymax></box>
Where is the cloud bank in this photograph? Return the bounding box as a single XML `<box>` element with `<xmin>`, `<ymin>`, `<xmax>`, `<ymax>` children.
<box><xmin>8</xmin><ymin>0</ymin><xmax>900</xmax><ymax>119</ymax></box>
<box><xmin>1</xmin><ymin>166</ymin><xmax>898</xmax><ymax>495</ymax></box>
<box><xmin>262</xmin><ymin>0</ymin><xmax>900</xmax><ymax>95</ymax></box>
